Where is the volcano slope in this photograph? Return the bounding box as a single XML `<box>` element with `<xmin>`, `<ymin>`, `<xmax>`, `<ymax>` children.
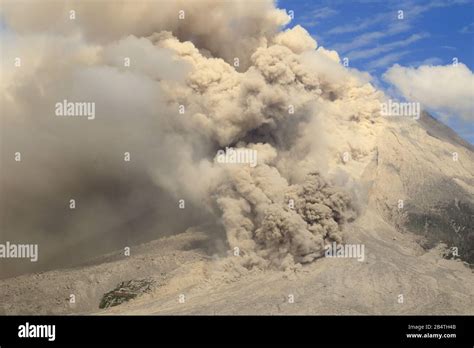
<box><xmin>1</xmin><ymin>111</ymin><xmax>472</xmax><ymax>315</ymax></box>
<box><xmin>0</xmin><ymin>0</ymin><xmax>473</xmax><ymax>315</ymax></box>
<box><xmin>103</xmin><ymin>111</ymin><xmax>470</xmax><ymax>315</ymax></box>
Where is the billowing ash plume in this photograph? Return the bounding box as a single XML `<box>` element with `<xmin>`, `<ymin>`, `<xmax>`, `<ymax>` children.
<box><xmin>1</xmin><ymin>0</ymin><xmax>383</xmax><ymax>274</ymax></box>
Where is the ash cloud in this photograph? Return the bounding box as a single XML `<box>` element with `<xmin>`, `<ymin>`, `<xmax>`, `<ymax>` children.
<box><xmin>1</xmin><ymin>0</ymin><xmax>383</xmax><ymax>275</ymax></box>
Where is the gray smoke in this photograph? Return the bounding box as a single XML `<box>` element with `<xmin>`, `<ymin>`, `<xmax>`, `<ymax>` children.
<box><xmin>1</xmin><ymin>0</ymin><xmax>383</xmax><ymax>276</ymax></box>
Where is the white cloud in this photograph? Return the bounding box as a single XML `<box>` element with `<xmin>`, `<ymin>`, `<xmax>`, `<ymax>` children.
<box><xmin>347</xmin><ymin>33</ymin><xmax>428</xmax><ymax>60</ymax></box>
<box><xmin>325</xmin><ymin>0</ymin><xmax>455</xmax><ymax>36</ymax></box>
<box><xmin>367</xmin><ymin>51</ymin><xmax>410</xmax><ymax>70</ymax></box>
<box><xmin>311</xmin><ymin>6</ymin><xmax>338</xmax><ymax>19</ymax></box>
<box><xmin>411</xmin><ymin>57</ymin><xmax>444</xmax><ymax>66</ymax></box>
<box><xmin>326</xmin><ymin>12</ymin><xmax>387</xmax><ymax>35</ymax></box>
<box><xmin>383</xmin><ymin>63</ymin><xmax>474</xmax><ymax>121</ymax></box>
<box><xmin>299</xmin><ymin>6</ymin><xmax>338</xmax><ymax>27</ymax></box>
<box><xmin>460</xmin><ymin>22</ymin><xmax>474</xmax><ymax>34</ymax></box>
<box><xmin>332</xmin><ymin>21</ymin><xmax>411</xmax><ymax>53</ymax></box>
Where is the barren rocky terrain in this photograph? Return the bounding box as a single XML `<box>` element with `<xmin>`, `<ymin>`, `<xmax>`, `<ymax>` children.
<box><xmin>1</xmin><ymin>113</ymin><xmax>472</xmax><ymax>315</ymax></box>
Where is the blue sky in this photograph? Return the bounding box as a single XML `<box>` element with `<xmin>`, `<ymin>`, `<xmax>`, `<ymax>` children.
<box><xmin>278</xmin><ymin>0</ymin><xmax>474</xmax><ymax>143</ymax></box>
